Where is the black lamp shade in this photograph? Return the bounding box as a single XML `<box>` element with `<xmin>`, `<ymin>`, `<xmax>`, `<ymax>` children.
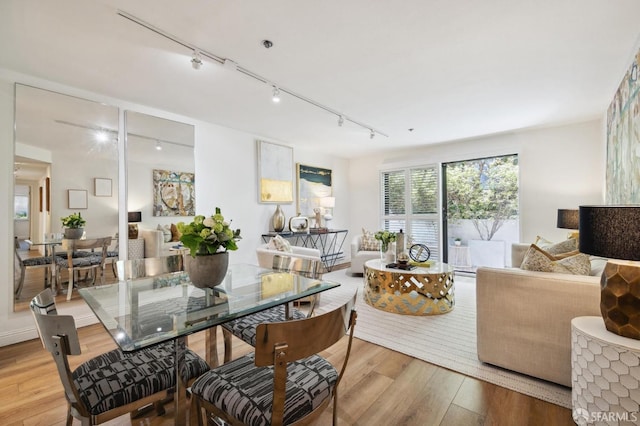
<box><xmin>556</xmin><ymin>209</ymin><xmax>579</xmax><ymax>230</ymax></box>
<box><xmin>128</xmin><ymin>211</ymin><xmax>142</xmax><ymax>223</ymax></box>
<box><xmin>579</xmin><ymin>205</ymin><xmax>640</xmax><ymax>261</ymax></box>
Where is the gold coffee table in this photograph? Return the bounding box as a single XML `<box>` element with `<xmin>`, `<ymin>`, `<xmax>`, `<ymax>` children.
<box><xmin>363</xmin><ymin>259</ymin><xmax>455</xmax><ymax>315</ymax></box>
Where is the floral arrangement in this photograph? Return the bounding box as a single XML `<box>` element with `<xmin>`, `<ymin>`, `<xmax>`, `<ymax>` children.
<box><xmin>177</xmin><ymin>207</ymin><xmax>241</xmax><ymax>257</ymax></box>
<box><xmin>374</xmin><ymin>230</ymin><xmax>396</xmax><ymax>252</ymax></box>
<box><xmin>60</xmin><ymin>212</ymin><xmax>86</xmax><ymax>229</ymax></box>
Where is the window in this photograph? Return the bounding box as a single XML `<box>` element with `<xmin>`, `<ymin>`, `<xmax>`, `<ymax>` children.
<box><xmin>15</xmin><ymin>185</ymin><xmax>30</xmax><ymax>221</ymax></box>
<box><xmin>381</xmin><ymin>165</ymin><xmax>440</xmax><ymax>260</ymax></box>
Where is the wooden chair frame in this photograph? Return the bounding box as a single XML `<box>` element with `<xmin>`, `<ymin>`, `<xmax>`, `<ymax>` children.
<box><xmin>195</xmin><ymin>291</ymin><xmax>358</xmax><ymax>426</ymax></box>
<box><xmin>220</xmin><ymin>255</ymin><xmax>324</xmax><ymax>364</ymax></box>
<box><xmin>30</xmin><ymin>289</ymin><xmax>169</xmax><ymax>426</ymax></box>
<box><xmin>14</xmin><ymin>246</ymin><xmax>53</xmax><ymax>299</ymax></box>
<box><xmin>57</xmin><ymin>237</ymin><xmax>111</xmax><ymax>301</ymax></box>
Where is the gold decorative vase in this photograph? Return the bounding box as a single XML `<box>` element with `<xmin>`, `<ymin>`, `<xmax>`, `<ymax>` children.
<box><xmin>184</xmin><ymin>252</ymin><xmax>229</xmax><ymax>288</ymax></box>
<box><xmin>272</xmin><ymin>205</ymin><xmax>285</xmax><ymax>232</ymax></box>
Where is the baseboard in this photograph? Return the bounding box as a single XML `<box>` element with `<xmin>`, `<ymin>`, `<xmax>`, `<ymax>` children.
<box><xmin>0</xmin><ymin>312</ymin><xmax>99</xmax><ymax>347</ymax></box>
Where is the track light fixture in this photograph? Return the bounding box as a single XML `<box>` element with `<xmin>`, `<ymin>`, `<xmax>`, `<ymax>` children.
<box><xmin>191</xmin><ymin>50</ymin><xmax>203</xmax><ymax>70</ymax></box>
<box><xmin>370</xmin><ymin>129</ymin><xmax>375</xmax><ymax>139</ymax></box>
<box><xmin>118</xmin><ymin>10</ymin><xmax>388</xmax><ymax>139</ymax></box>
<box><xmin>155</xmin><ymin>140</ymin><xmax>162</xmax><ymax>150</ymax></box>
<box><xmin>272</xmin><ymin>86</ymin><xmax>281</xmax><ymax>103</ymax></box>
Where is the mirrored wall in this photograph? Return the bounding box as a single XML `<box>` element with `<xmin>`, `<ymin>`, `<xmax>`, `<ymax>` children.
<box><xmin>125</xmin><ymin>111</ymin><xmax>195</xmax><ymax>257</ymax></box>
<box><xmin>13</xmin><ymin>84</ymin><xmax>119</xmax><ymax>311</ymax></box>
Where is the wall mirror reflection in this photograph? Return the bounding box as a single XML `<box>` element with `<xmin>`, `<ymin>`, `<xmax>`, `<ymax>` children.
<box><xmin>13</xmin><ymin>84</ymin><xmax>119</xmax><ymax>311</ymax></box>
<box><xmin>125</xmin><ymin>110</ymin><xmax>195</xmax><ymax>261</ymax></box>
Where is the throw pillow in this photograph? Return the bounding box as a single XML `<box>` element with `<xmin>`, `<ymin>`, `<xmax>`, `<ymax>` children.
<box><xmin>533</xmin><ymin>236</ymin><xmax>578</xmax><ymax>255</ymax></box>
<box><xmin>270</xmin><ymin>234</ymin><xmax>293</xmax><ymax>252</ymax></box>
<box><xmin>360</xmin><ymin>228</ymin><xmax>381</xmax><ymax>251</ymax></box>
<box><xmin>521</xmin><ymin>244</ymin><xmax>591</xmax><ymax>275</ymax></box>
<box><xmin>157</xmin><ymin>224</ymin><xmax>171</xmax><ymax>243</ymax></box>
<box><xmin>170</xmin><ymin>223</ymin><xmax>181</xmax><ymax>242</ymax></box>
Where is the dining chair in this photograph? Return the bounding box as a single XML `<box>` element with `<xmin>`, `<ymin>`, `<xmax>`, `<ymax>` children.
<box><xmin>191</xmin><ymin>290</ymin><xmax>358</xmax><ymax>425</ymax></box>
<box><xmin>30</xmin><ymin>288</ymin><xmax>211</xmax><ymax>426</ymax></box>
<box><xmin>14</xmin><ymin>246</ymin><xmax>54</xmax><ymax>299</ymax></box>
<box><xmin>220</xmin><ymin>255</ymin><xmax>324</xmax><ymax>363</ymax></box>
<box><xmin>56</xmin><ymin>237</ymin><xmax>112</xmax><ymax>301</ymax></box>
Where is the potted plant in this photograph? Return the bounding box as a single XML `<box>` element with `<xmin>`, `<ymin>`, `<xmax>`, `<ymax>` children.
<box><xmin>60</xmin><ymin>212</ymin><xmax>86</xmax><ymax>239</ymax></box>
<box><xmin>176</xmin><ymin>207</ymin><xmax>241</xmax><ymax>288</ymax></box>
<box><xmin>374</xmin><ymin>230</ymin><xmax>397</xmax><ymax>263</ymax></box>
<box><xmin>454</xmin><ymin>237</ymin><xmax>462</xmax><ymax>246</ymax></box>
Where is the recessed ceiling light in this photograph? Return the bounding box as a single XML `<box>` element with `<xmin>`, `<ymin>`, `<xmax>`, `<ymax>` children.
<box><xmin>262</xmin><ymin>39</ymin><xmax>273</xmax><ymax>49</ymax></box>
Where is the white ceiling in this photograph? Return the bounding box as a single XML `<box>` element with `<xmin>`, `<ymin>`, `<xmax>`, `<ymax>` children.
<box><xmin>1</xmin><ymin>0</ymin><xmax>640</xmax><ymax>159</ymax></box>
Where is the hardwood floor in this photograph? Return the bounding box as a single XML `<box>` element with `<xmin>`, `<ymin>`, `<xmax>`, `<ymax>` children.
<box><xmin>7</xmin><ymin>260</ymin><xmax>575</xmax><ymax>425</ymax></box>
<box><xmin>0</xmin><ymin>323</ymin><xmax>574</xmax><ymax>425</ymax></box>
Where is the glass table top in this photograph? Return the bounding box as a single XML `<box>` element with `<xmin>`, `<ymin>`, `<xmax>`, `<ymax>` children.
<box><xmin>79</xmin><ymin>263</ymin><xmax>340</xmax><ymax>351</ymax></box>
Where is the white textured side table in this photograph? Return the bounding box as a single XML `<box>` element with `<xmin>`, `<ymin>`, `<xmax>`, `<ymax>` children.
<box><xmin>571</xmin><ymin>316</ymin><xmax>640</xmax><ymax>425</ymax></box>
<box><xmin>128</xmin><ymin>238</ymin><xmax>145</xmax><ymax>260</ymax></box>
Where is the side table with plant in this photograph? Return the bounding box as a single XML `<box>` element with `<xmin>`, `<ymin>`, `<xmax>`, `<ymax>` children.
<box><xmin>61</xmin><ymin>212</ymin><xmax>86</xmax><ymax>239</ymax></box>
<box><xmin>176</xmin><ymin>207</ymin><xmax>241</xmax><ymax>288</ymax></box>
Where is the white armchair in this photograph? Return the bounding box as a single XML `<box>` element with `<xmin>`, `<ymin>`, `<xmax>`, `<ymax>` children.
<box><xmin>348</xmin><ymin>234</ymin><xmax>380</xmax><ymax>275</ymax></box>
<box><xmin>256</xmin><ymin>243</ymin><xmax>322</xmax><ymax>269</ymax></box>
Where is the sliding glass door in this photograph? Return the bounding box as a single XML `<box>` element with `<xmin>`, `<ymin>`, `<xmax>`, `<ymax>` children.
<box><xmin>442</xmin><ymin>154</ymin><xmax>519</xmax><ymax>271</ymax></box>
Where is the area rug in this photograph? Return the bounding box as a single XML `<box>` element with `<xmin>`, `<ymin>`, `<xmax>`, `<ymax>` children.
<box><xmin>317</xmin><ymin>269</ymin><xmax>572</xmax><ymax>409</ymax></box>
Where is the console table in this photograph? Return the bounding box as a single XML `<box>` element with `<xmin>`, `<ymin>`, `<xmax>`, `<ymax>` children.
<box><xmin>261</xmin><ymin>229</ymin><xmax>348</xmax><ymax>271</ymax></box>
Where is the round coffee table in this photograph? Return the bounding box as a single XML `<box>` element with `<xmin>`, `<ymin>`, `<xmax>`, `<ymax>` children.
<box><xmin>363</xmin><ymin>259</ymin><xmax>455</xmax><ymax>315</ymax></box>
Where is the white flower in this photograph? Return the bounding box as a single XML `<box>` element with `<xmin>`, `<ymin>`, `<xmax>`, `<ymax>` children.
<box><xmin>203</xmin><ymin>217</ymin><xmax>215</xmax><ymax>228</ymax></box>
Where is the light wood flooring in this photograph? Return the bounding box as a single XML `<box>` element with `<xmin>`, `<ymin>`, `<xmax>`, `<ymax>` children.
<box><xmin>6</xmin><ymin>260</ymin><xmax>575</xmax><ymax>425</ymax></box>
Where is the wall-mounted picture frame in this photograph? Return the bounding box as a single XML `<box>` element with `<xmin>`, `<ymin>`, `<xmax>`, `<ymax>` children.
<box><xmin>257</xmin><ymin>140</ymin><xmax>294</xmax><ymax>203</ymax></box>
<box><xmin>68</xmin><ymin>189</ymin><xmax>88</xmax><ymax>209</ymax></box>
<box><xmin>296</xmin><ymin>163</ymin><xmax>332</xmax><ymax>217</ymax></box>
<box><xmin>45</xmin><ymin>177</ymin><xmax>50</xmax><ymax>212</ymax></box>
<box><xmin>94</xmin><ymin>177</ymin><xmax>112</xmax><ymax>197</ymax></box>
<box><xmin>152</xmin><ymin>169</ymin><xmax>195</xmax><ymax>216</ymax></box>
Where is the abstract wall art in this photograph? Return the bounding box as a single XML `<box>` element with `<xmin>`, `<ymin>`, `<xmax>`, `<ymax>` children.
<box><xmin>152</xmin><ymin>169</ymin><xmax>195</xmax><ymax>216</ymax></box>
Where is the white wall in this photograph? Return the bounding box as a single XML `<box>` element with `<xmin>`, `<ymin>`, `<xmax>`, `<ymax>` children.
<box><xmin>0</xmin><ymin>70</ymin><xmax>349</xmax><ymax>346</ymax></box>
<box><xmin>347</xmin><ymin>119</ymin><xmax>606</xmax><ymax>249</ymax></box>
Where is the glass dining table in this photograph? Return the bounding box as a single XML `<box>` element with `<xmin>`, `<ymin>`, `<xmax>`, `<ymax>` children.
<box><xmin>78</xmin><ymin>263</ymin><xmax>340</xmax><ymax>425</ymax></box>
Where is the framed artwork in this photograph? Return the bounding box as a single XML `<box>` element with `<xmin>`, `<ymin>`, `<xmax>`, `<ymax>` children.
<box><xmin>606</xmin><ymin>47</ymin><xmax>640</xmax><ymax>203</ymax></box>
<box><xmin>257</xmin><ymin>140</ymin><xmax>293</xmax><ymax>203</ymax></box>
<box><xmin>153</xmin><ymin>169</ymin><xmax>195</xmax><ymax>216</ymax></box>
<box><xmin>68</xmin><ymin>189</ymin><xmax>88</xmax><ymax>209</ymax></box>
<box><xmin>94</xmin><ymin>178</ymin><xmax>112</xmax><ymax>197</ymax></box>
<box><xmin>296</xmin><ymin>163</ymin><xmax>332</xmax><ymax>217</ymax></box>
<box><xmin>45</xmin><ymin>177</ymin><xmax>50</xmax><ymax>212</ymax></box>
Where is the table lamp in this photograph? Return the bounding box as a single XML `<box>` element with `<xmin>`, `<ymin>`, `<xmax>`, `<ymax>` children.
<box><xmin>579</xmin><ymin>205</ymin><xmax>640</xmax><ymax>339</ymax></box>
<box><xmin>320</xmin><ymin>197</ymin><xmax>335</xmax><ymax>228</ymax></box>
<box><xmin>128</xmin><ymin>211</ymin><xmax>142</xmax><ymax>239</ymax></box>
<box><xmin>556</xmin><ymin>209</ymin><xmax>579</xmax><ymax>239</ymax></box>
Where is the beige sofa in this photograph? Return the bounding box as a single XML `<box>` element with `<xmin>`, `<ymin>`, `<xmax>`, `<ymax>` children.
<box><xmin>139</xmin><ymin>228</ymin><xmax>179</xmax><ymax>258</ymax></box>
<box><xmin>476</xmin><ymin>243</ymin><xmax>602</xmax><ymax>387</ymax></box>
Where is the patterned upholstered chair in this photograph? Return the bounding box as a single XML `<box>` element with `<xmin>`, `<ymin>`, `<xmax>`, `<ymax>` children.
<box><xmin>192</xmin><ymin>291</ymin><xmax>358</xmax><ymax>425</ymax></box>
<box><xmin>14</xmin><ymin>246</ymin><xmax>54</xmax><ymax>299</ymax></box>
<box><xmin>56</xmin><ymin>237</ymin><xmax>112</xmax><ymax>301</ymax></box>
<box><xmin>220</xmin><ymin>255</ymin><xmax>323</xmax><ymax>363</ymax></box>
<box><xmin>30</xmin><ymin>288</ymin><xmax>210</xmax><ymax>425</ymax></box>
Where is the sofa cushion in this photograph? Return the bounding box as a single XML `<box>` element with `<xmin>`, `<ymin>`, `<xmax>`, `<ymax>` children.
<box><xmin>268</xmin><ymin>234</ymin><xmax>293</xmax><ymax>252</ymax></box>
<box><xmin>534</xmin><ymin>235</ymin><xmax>578</xmax><ymax>255</ymax></box>
<box><xmin>157</xmin><ymin>224</ymin><xmax>172</xmax><ymax>243</ymax></box>
<box><xmin>170</xmin><ymin>223</ymin><xmax>181</xmax><ymax>242</ymax></box>
<box><xmin>521</xmin><ymin>244</ymin><xmax>591</xmax><ymax>275</ymax></box>
<box><xmin>360</xmin><ymin>228</ymin><xmax>380</xmax><ymax>251</ymax></box>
